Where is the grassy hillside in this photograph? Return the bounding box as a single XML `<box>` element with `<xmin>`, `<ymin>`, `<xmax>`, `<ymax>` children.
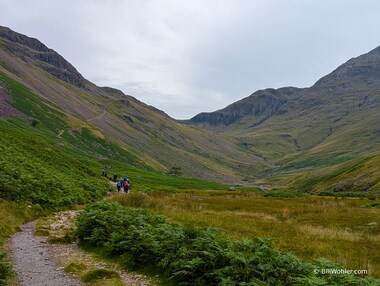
<box><xmin>0</xmin><ymin>115</ymin><xmax>234</xmax><ymax>284</ymax></box>
<box><xmin>0</xmin><ymin>42</ymin><xmax>267</xmax><ymax>183</ymax></box>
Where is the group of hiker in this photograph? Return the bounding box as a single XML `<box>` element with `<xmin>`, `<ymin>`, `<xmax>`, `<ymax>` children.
<box><xmin>116</xmin><ymin>176</ymin><xmax>130</xmax><ymax>193</ymax></box>
<box><xmin>101</xmin><ymin>169</ymin><xmax>130</xmax><ymax>194</ymax></box>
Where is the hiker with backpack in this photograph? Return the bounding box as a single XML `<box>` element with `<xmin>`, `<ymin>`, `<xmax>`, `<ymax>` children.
<box><xmin>123</xmin><ymin>180</ymin><xmax>129</xmax><ymax>193</ymax></box>
<box><xmin>117</xmin><ymin>178</ymin><xmax>123</xmax><ymax>193</ymax></box>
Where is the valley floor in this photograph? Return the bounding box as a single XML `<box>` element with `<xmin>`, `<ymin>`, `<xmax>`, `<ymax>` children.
<box><xmin>108</xmin><ymin>190</ymin><xmax>380</xmax><ymax>278</ymax></box>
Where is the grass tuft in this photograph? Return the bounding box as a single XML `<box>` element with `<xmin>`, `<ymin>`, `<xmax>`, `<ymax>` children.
<box><xmin>64</xmin><ymin>262</ymin><xmax>87</xmax><ymax>273</ymax></box>
<box><xmin>80</xmin><ymin>268</ymin><xmax>120</xmax><ymax>282</ymax></box>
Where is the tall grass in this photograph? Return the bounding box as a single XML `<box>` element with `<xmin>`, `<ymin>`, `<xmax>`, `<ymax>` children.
<box><xmin>109</xmin><ymin>191</ymin><xmax>380</xmax><ymax>278</ymax></box>
<box><xmin>76</xmin><ymin>202</ymin><xmax>378</xmax><ymax>285</ymax></box>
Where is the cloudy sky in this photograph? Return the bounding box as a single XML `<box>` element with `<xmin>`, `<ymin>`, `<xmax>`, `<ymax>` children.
<box><xmin>1</xmin><ymin>0</ymin><xmax>380</xmax><ymax>119</ymax></box>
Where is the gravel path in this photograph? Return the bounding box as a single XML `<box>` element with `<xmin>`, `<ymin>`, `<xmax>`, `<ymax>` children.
<box><xmin>10</xmin><ymin>222</ymin><xmax>83</xmax><ymax>286</ymax></box>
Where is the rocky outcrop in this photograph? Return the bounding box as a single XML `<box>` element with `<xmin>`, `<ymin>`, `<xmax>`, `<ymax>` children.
<box><xmin>313</xmin><ymin>46</ymin><xmax>380</xmax><ymax>91</ymax></box>
<box><xmin>0</xmin><ymin>26</ymin><xmax>85</xmax><ymax>87</ymax></box>
<box><xmin>188</xmin><ymin>87</ymin><xmax>301</xmax><ymax>127</ymax></box>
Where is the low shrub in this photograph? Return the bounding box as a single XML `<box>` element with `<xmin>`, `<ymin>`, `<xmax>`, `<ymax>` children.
<box><xmin>76</xmin><ymin>202</ymin><xmax>378</xmax><ymax>285</ymax></box>
<box><xmin>0</xmin><ymin>252</ymin><xmax>11</xmax><ymax>286</ymax></box>
<box><xmin>317</xmin><ymin>191</ymin><xmax>375</xmax><ymax>198</ymax></box>
<box><xmin>264</xmin><ymin>190</ymin><xmax>305</xmax><ymax>198</ymax></box>
<box><xmin>362</xmin><ymin>202</ymin><xmax>380</xmax><ymax>209</ymax></box>
<box><xmin>64</xmin><ymin>262</ymin><xmax>87</xmax><ymax>273</ymax></box>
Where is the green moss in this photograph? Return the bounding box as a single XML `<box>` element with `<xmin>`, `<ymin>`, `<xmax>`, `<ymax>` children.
<box><xmin>80</xmin><ymin>268</ymin><xmax>120</xmax><ymax>282</ymax></box>
<box><xmin>64</xmin><ymin>262</ymin><xmax>87</xmax><ymax>273</ymax></box>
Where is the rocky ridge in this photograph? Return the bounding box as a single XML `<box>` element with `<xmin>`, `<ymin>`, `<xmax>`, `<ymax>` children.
<box><xmin>0</xmin><ymin>25</ymin><xmax>85</xmax><ymax>87</ymax></box>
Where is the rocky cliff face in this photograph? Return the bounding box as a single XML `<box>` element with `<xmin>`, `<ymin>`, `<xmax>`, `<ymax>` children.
<box><xmin>187</xmin><ymin>87</ymin><xmax>301</xmax><ymax>127</ymax></box>
<box><xmin>0</xmin><ymin>26</ymin><xmax>85</xmax><ymax>87</ymax></box>
<box><xmin>314</xmin><ymin>46</ymin><xmax>380</xmax><ymax>90</ymax></box>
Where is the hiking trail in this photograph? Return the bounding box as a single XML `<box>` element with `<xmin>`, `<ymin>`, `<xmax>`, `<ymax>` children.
<box><xmin>10</xmin><ymin>211</ymin><xmax>155</xmax><ymax>286</ymax></box>
<box><xmin>10</xmin><ymin>222</ymin><xmax>82</xmax><ymax>286</ymax></box>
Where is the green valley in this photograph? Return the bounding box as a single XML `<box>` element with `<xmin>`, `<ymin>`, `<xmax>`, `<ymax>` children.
<box><xmin>0</xmin><ymin>25</ymin><xmax>379</xmax><ymax>285</ymax></box>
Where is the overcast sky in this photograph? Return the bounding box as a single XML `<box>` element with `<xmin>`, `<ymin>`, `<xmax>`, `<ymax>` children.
<box><xmin>1</xmin><ymin>0</ymin><xmax>380</xmax><ymax>119</ymax></box>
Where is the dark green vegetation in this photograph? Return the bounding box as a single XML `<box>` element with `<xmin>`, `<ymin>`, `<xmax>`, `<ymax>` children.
<box><xmin>76</xmin><ymin>202</ymin><xmax>378</xmax><ymax>286</ymax></box>
<box><xmin>0</xmin><ymin>120</ymin><xmax>109</xmax><ymax>208</ymax></box>
<box><xmin>0</xmin><ymin>252</ymin><xmax>10</xmax><ymax>285</ymax></box>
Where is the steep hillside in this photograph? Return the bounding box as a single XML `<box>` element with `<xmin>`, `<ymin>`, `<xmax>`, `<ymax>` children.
<box><xmin>0</xmin><ymin>25</ymin><xmax>267</xmax><ymax>183</ymax></box>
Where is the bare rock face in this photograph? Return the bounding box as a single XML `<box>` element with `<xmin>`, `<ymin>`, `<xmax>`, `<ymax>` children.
<box><xmin>0</xmin><ymin>25</ymin><xmax>85</xmax><ymax>87</ymax></box>
<box><xmin>187</xmin><ymin>87</ymin><xmax>301</xmax><ymax>127</ymax></box>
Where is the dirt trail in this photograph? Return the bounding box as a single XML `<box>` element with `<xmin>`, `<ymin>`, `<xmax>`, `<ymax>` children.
<box><xmin>87</xmin><ymin>110</ymin><xmax>106</xmax><ymax>122</ymax></box>
<box><xmin>10</xmin><ymin>222</ymin><xmax>83</xmax><ymax>286</ymax></box>
<box><xmin>10</xmin><ymin>212</ymin><xmax>154</xmax><ymax>286</ymax></box>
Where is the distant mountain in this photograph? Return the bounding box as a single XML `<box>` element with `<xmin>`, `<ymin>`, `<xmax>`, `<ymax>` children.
<box><xmin>187</xmin><ymin>87</ymin><xmax>302</xmax><ymax>128</ymax></box>
<box><xmin>187</xmin><ymin>45</ymin><xmax>380</xmax><ymax>192</ymax></box>
<box><xmin>188</xmin><ymin>46</ymin><xmax>380</xmax><ymax>129</ymax></box>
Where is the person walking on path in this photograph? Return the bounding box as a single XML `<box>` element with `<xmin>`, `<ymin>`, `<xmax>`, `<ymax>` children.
<box><xmin>123</xmin><ymin>180</ymin><xmax>129</xmax><ymax>194</ymax></box>
<box><xmin>117</xmin><ymin>180</ymin><xmax>122</xmax><ymax>193</ymax></box>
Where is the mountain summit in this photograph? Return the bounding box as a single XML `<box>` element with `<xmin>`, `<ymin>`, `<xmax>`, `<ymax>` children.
<box><xmin>0</xmin><ymin>25</ymin><xmax>85</xmax><ymax>86</ymax></box>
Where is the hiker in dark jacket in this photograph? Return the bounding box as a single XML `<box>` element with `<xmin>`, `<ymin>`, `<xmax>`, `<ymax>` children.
<box><xmin>113</xmin><ymin>174</ymin><xmax>117</xmax><ymax>182</ymax></box>
<box><xmin>118</xmin><ymin>179</ymin><xmax>123</xmax><ymax>193</ymax></box>
<box><xmin>123</xmin><ymin>180</ymin><xmax>129</xmax><ymax>194</ymax></box>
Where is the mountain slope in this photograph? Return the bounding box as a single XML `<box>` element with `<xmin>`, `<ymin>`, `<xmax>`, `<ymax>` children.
<box><xmin>0</xmin><ymin>25</ymin><xmax>267</xmax><ymax>183</ymax></box>
<box><xmin>187</xmin><ymin>46</ymin><xmax>380</xmax><ymax>192</ymax></box>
